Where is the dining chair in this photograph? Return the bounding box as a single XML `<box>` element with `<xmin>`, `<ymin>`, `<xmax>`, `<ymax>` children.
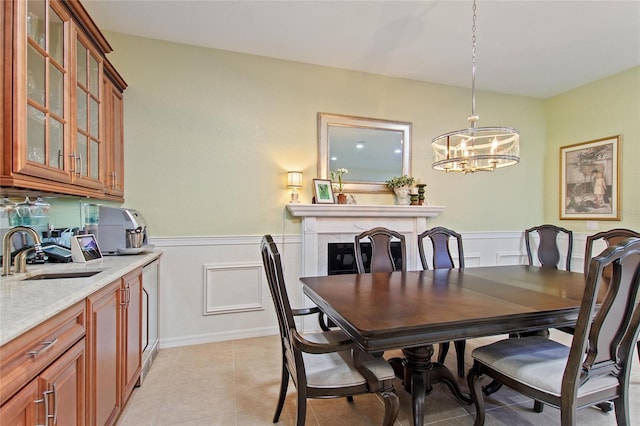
<box><xmin>584</xmin><ymin>228</ymin><xmax>640</xmax><ymax>275</ymax></box>
<box><xmin>525</xmin><ymin>224</ymin><xmax>573</xmax><ymax>270</ymax></box>
<box><xmin>354</xmin><ymin>227</ymin><xmax>406</xmax><ymax>274</ymax></box>
<box><xmin>417</xmin><ymin>226</ymin><xmax>467</xmax><ymax>377</ymax></box>
<box><xmin>468</xmin><ymin>237</ymin><xmax>640</xmax><ymax>426</ymax></box>
<box><xmin>584</xmin><ymin>228</ymin><xmax>640</xmax><ymax>366</ymax></box>
<box><xmin>319</xmin><ymin>227</ymin><xmax>406</xmax><ymax>331</ymax></box>
<box><xmin>560</xmin><ymin>229</ymin><xmax>640</xmax><ymax>352</ymax></box>
<box><xmin>260</xmin><ymin>235</ymin><xmax>400</xmax><ymax>426</ymax></box>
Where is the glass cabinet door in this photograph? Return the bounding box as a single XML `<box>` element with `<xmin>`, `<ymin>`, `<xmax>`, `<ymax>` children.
<box><xmin>23</xmin><ymin>0</ymin><xmax>69</xmax><ymax>177</ymax></box>
<box><xmin>7</xmin><ymin>0</ymin><xmax>124</xmax><ymax>198</ymax></box>
<box><xmin>75</xmin><ymin>35</ymin><xmax>103</xmax><ymax>184</ymax></box>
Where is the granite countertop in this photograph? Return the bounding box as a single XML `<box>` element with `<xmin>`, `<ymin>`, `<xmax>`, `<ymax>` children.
<box><xmin>0</xmin><ymin>250</ymin><xmax>162</xmax><ymax>346</ymax></box>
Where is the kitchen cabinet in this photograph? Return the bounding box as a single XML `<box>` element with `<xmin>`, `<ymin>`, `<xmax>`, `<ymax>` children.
<box><xmin>0</xmin><ymin>301</ymin><xmax>85</xmax><ymax>425</ymax></box>
<box><xmin>86</xmin><ymin>267</ymin><xmax>142</xmax><ymax>425</ymax></box>
<box><xmin>103</xmin><ymin>62</ymin><xmax>127</xmax><ymax>200</ymax></box>
<box><xmin>121</xmin><ymin>268</ymin><xmax>143</xmax><ymax>400</ymax></box>
<box><xmin>1</xmin><ymin>0</ymin><xmax>126</xmax><ymax>200</ymax></box>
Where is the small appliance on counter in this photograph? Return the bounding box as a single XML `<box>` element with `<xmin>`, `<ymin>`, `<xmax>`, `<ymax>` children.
<box><xmin>88</xmin><ymin>206</ymin><xmax>152</xmax><ymax>255</ymax></box>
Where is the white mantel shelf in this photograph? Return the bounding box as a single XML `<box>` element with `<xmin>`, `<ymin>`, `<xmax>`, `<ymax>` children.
<box><xmin>286</xmin><ymin>204</ymin><xmax>446</xmax><ymax>218</ymax></box>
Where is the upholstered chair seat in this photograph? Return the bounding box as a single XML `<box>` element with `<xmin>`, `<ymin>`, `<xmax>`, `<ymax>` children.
<box><xmin>299</xmin><ymin>330</ymin><xmax>396</xmax><ymax>388</ymax></box>
<box><xmin>472</xmin><ymin>336</ymin><xmax>619</xmax><ymax>398</ymax></box>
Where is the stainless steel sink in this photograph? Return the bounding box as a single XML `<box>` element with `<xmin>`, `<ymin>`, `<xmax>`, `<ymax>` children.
<box><xmin>22</xmin><ymin>270</ymin><xmax>102</xmax><ymax>280</ymax></box>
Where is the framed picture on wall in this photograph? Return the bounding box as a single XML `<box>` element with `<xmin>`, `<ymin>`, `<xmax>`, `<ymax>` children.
<box><xmin>560</xmin><ymin>135</ymin><xmax>621</xmax><ymax>220</ymax></box>
<box><xmin>312</xmin><ymin>179</ymin><xmax>335</xmax><ymax>204</ymax></box>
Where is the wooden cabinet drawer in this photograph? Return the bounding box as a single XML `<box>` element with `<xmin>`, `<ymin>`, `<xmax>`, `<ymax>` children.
<box><xmin>0</xmin><ymin>301</ymin><xmax>85</xmax><ymax>405</ymax></box>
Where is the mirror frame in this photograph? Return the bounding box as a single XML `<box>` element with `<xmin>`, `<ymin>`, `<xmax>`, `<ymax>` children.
<box><xmin>318</xmin><ymin>113</ymin><xmax>412</xmax><ymax>193</ymax></box>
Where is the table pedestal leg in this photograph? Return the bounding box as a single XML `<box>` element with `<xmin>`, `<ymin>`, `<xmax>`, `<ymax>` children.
<box><xmin>389</xmin><ymin>344</ymin><xmax>472</xmax><ymax>426</ymax></box>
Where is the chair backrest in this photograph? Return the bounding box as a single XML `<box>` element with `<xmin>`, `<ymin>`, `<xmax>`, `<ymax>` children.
<box><xmin>563</xmin><ymin>237</ymin><xmax>640</xmax><ymax>396</ymax></box>
<box><xmin>417</xmin><ymin>227</ymin><xmax>465</xmax><ymax>270</ymax></box>
<box><xmin>584</xmin><ymin>228</ymin><xmax>640</xmax><ymax>275</ymax></box>
<box><xmin>525</xmin><ymin>224</ymin><xmax>573</xmax><ymax>270</ymax></box>
<box><xmin>354</xmin><ymin>227</ymin><xmax>406</xmax><ymax>273</ymax></box>
<box><xmin>260</xmin><ymin>235</ymin><xmax>306</xmax><ymax>388</ymax></box>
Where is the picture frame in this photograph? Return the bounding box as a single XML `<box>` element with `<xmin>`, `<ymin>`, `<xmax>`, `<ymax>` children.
<box><xmin>560</xmin><ymin>135</ymin><xmax>621</xmax><ymax>220</ymax></box>
<box><xmin>312</xmin><ymin>179</ymin><xmax>335</xmax><ymax>204</ymax></box>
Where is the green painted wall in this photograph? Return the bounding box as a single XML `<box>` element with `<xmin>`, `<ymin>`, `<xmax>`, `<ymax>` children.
<box><xmin>544</xmin><ymin>67</ymin><xmax>640</xmax><ymax>231</ymax></box>
<box><xmin>96</xmin><ymin>33</ymin><xmax>545</xmax><ymax>237</ymax></box>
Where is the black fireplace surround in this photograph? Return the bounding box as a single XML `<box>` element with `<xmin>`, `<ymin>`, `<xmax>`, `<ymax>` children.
<box><xmin>327</xmin><ymin>242</ymin><xmax>403</xmax><ymax>275</ymax></box>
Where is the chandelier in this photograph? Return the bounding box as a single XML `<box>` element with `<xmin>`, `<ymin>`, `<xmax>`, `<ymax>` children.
<box><xmin>431</xmin><ymin>0</ymin><xmax>519</xmax><ymax>173</ymax></box>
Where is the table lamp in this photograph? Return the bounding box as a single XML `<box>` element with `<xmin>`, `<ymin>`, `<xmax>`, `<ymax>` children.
<box><xmin>287</xmin><ymin>171</ymin><xmax>302</xmax><ymax>203</ymax></box>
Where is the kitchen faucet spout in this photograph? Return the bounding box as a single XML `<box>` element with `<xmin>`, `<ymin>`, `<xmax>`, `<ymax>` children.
<box><xmin>2</xmin><ymin>226</ymin><xmax>42</xmax><ymax>276</ymax></box>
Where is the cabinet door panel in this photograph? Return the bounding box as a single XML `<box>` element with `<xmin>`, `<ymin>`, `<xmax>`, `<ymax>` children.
<box><xmin>0</xmin><ymin>380</ymin><xmax>39</xmax><ymax>426</ymax></box>
<box><xmin>122</xmin><ymin>271</ymin><xmax>142</xmax><ymax>402</ymax></box>
<box><xmin>11</xmin><ymin>0</ymin><xmax>72</xmax><ymax>183</ymax></box>
<box><xmin>72</xmin><ymin>32</ymin><xmax>103</xmax><ymax>189</ymax></box>
<box><xmin>87</xmin><ymin>282</ymin><xmax>121</xmax><ymax>426</ymax></box>
<box><xmin>38</xmin><ymin>339</ymin><xmax>85</xmax><ymax>425</ymax></box>
<box><xmin>103</xmin><ymin>77</ymin><xmax>125</xmax><ymax>199</ymax></box>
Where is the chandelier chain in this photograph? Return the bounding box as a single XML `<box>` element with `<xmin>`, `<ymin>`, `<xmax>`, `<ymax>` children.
<box><xmin>430</xmin><ymin>0</ymin><xmax>520</xmax><ymax>173</ymax></box>
<box><xmin>470</xmin><ymin>0</ymin><xmax>478</xmax><ymax>126</ymax></box>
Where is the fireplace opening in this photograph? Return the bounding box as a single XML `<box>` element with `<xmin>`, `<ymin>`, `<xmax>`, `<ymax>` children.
<box><xmin>327</xmin><ymin>242</ymin><xmax>403</xmax><ymax>275</ymax></box>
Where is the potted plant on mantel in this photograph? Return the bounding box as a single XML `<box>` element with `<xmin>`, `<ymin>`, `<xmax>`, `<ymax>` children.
<box><xmin>386</xmin><ymin>175</ymin><xmax>415</xmax><ymax>205</ymax></box>
<box><xmin>330</xmin><ymin>168</ymin><xmax>348</xmax><ymax>204</ymax></box>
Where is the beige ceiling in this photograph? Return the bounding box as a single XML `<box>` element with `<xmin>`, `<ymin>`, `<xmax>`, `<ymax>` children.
<box><xmin>83</xmin><ymin>0</ymin><xmax>640</xmax><ymax>99</ymax></box>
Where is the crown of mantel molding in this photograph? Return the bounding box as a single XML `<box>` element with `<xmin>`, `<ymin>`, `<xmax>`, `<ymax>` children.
<box><xmin>286</xmin><ymin>204</ymin><xmax>445</xmax><ymax>218</ymax></box>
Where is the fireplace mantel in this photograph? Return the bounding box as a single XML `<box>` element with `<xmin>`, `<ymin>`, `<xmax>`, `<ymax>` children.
<box><xmin>287</xmin><ymin>204</ymin><xmax>445</xmax><ymax>277</ymax></box>
<box><xmin>286</xmin><ymin>204</ymin><xmax>445</xmax><ymax>218</ymax></box>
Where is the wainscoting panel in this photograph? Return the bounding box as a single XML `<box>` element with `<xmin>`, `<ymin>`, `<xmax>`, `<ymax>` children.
<box><xmin>203</xmin><ymin>263</ymin><xmax>264</xmax><ymax>315</ymax></box>
<box><xmin>150</xmin><ymin>231</ymin><xmax>594</xmax><ymax>349</ymax></box>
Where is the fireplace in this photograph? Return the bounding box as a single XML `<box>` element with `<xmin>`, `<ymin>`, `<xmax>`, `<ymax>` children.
<box><xmin>286</xmin><ymin>204</ymin><xmax>445</xmax><ymax>277</ymax></box>
<box><xmin>327</xmin><ymin>242</ymin><xmax>404</xmax><ymax>274</ymax></box>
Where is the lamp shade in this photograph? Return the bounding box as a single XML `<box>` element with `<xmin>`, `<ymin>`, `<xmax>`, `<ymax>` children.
<box><xmin>287</xmin><ymin>171</ymin><xmax>303</xmax><ymax>188</ymax></box>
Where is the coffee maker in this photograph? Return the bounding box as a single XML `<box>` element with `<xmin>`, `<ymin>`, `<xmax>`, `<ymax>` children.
<box><xmin>87</xmin><ymin>206</ymin><xmax>149</xmax><ymax>255</ymax></box>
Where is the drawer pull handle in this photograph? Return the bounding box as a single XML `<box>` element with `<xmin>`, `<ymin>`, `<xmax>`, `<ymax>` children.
<box><xmin>120</xmin><ymin>287</ymin><xmax>127</xmax><ymax>306</ymax></box>
<box><xmin>26</xmin><ymin>338</ymin><xmax>59</xmax><ymax>358</ymax></box>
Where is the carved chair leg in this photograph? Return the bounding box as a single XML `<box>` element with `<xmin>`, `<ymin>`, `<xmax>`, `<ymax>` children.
<box><xmin>533</xmin><ymin>400</ymin><xmax>544</xmax><ymax>413</ymax></box>
<box><xmin>560</xmin><ymin>401</ymin><xmax>577</xmax><ymax>426</ymax></box>
<box><xmin>595</xmin><ymin>401</ymin><xmax>613</xmax><ymax>412</ymax></box>
<box><xmin>438</xmin><ymin>342</ymin><xmax>450</xmax><ymax>364</ymax></box>
<box><xmin>614</xmin><ymin>394</ymin><xmax>629</xmax><ymax>426</ymax></box>
<box><xmin>454</xmin><ymin>340</ymin><xmax>466</xmax><ymax>377</ymax></box>
<box><xmin>296</xmin><ymin>389</ymin><xmax>307</xmax><ymax>426</ymax></box>
<box><xmin>380</xmin><ymin>390</ymin><xmax>400</xmax><ymax>426</ymax></box>
<box><xmin>318</xmin><ymin>313</ymin><xmax>331</xmax><ymax>331</ymax></box>
<box><xmin>346</xmin><ymin>396</ymin><xmax>354</xmax><ymax>402</ymax></box>
<box><xmin>482</xmin><ymin>379</ymin><xmax>503</xmax><ymax>396</ymax></box>
<box><xmin>467</xmin><ymin>363</ymin><xmax>486</xmax><ymax>426</ymax></box>
<box><xmin>273</xmin><ymin>365</ymin><xmax>289</xmax><ymax>423</ymax></box>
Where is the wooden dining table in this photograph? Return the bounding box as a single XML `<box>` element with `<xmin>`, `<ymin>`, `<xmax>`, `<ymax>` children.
<box><xmin>301</xmin><ymin>265</ymin><xmax>589</xmax><ymax>426</ymax></box>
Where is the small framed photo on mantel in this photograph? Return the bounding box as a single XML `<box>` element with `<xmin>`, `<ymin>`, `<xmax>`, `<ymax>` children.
<box><xmin>560</xmin><ymin>135</ymin><xmax>621</xmax><ymax>220</ymax></box>
<box><xmin>312</xmin><ymin>179</ymin><xmax>335</xmax><ymax>204</ymax></box>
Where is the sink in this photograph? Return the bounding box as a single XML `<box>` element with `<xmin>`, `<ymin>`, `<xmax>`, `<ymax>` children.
<box><xmin>22</xmin><ymin>270</ymin><xmax>102</xmax><ymax>280</ymax></box>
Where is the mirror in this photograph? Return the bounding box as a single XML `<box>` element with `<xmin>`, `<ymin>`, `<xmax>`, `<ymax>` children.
<box><xmin>318</xmin><ymin>113</ymin><xmax>411</xmax><ymax>193</ymax></box>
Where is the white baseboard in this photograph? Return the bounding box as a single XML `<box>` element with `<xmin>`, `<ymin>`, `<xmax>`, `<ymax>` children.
<box><xmin>159</xmin><ymin>326</ymin><xmax>279</xmax><ymax>349</ymax></box>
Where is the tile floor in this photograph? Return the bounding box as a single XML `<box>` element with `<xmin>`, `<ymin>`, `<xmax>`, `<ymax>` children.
<box><xmin>117</xmin><ymin>330</ymin><xmax>639</xmax><ymax>425</ymax></box>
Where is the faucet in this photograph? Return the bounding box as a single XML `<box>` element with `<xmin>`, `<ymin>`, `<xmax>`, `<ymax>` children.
<box><xmin>2</xmin><ymin>226</ymin><xmax>42</xmax><ymax>276</ymax></box>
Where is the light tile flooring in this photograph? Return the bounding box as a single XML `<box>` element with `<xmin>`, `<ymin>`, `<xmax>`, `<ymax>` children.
<box><xmin>117</xmin><ymin>331</ymin><xmax>639</xmax><ymax>425</ymax></box>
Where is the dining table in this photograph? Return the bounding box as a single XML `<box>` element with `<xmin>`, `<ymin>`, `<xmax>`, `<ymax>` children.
<box><xmin>301</xmin><ymin>265</ymin><xmax>590</xmax><ymax>426</ymax></box>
